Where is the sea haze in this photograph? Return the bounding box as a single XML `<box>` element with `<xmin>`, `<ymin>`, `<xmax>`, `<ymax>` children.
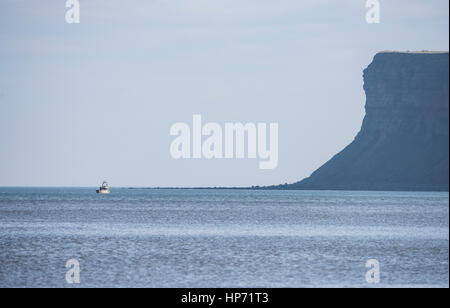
<box><xmin>0</xmin><ymin>188</ymin><xmax>448</xmax><ymax>287</ymax></box>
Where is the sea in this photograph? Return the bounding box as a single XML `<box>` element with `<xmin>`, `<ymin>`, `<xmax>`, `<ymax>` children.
<box><xmin>0</xmin><ymin>188</ymin><xmax>448</xmax><ymax>288</ymax></box>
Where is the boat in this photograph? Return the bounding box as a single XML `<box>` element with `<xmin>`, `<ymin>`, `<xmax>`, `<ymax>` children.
<box><xmin>96</xmin><ymin>180</ymin><xmax>110</xmax><ymax>194</ymax></box>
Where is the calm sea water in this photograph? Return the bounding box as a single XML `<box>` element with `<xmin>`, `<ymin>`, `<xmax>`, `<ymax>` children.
<box><xmin>0</xmin><ymin>188</ymin><xmax>448</xmax><ymax>288</ymax></box>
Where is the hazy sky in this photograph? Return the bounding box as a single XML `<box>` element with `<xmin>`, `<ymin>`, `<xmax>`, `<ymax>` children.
<box><xmin>0</xmin><ymin>0</ymin><xmax>448</xmax><ymax>187</ymax></box>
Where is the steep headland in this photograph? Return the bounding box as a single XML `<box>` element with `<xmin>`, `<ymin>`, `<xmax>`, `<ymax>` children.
<box><xmin>275</xmin><ymin>51</ymin><xmax>449</xmax><ymax>191</ymax></box>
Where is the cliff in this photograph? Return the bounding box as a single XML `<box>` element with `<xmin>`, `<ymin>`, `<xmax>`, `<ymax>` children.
<box><xmin>279</xmin><ymin>51</ymin><xmax>449</xmax><ymax>191</ymax></box>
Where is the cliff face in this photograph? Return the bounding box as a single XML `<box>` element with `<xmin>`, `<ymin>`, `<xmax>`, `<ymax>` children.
<box><xmin>288</xmin><ymin>52</ymin><xmax>449</xmax><ymax>191</ymax></box>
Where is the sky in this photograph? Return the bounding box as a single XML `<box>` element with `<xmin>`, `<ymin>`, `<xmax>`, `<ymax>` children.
<box><xmin>0</xmin><ymin>0</ymin><xmax>448</xmax><ymax>187</ymax></box>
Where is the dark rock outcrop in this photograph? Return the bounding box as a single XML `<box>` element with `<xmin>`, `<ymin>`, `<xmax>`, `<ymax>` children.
<box><xmin>278</xmin><ymin>51</ymin><xmax>449</xmax><ymax>191</ymax></box>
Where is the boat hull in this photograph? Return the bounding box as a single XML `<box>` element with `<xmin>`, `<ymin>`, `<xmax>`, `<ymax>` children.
<box><xmin>96</xmin><ymin>190</ymin><xmax>110</xmax><ymax>194</ymax></box>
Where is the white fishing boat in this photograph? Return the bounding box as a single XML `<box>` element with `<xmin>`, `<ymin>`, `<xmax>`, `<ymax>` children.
<box><xmin>96</xmin><ymin>180</ymin><xmax>110</xmax><ymax>194</ymax></box>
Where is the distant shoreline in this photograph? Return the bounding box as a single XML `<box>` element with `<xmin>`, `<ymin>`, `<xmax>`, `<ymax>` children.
<box><xmin>126</xmin><ymin>186</ymin><xmax>449</xmax><ymax>192</ymax></box>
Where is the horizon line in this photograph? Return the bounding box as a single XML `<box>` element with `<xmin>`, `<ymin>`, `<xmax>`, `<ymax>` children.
<box><xmin>0</xmin><ymin>186</ymin><xmax>448</xmax><ymax>193</ymax></box>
